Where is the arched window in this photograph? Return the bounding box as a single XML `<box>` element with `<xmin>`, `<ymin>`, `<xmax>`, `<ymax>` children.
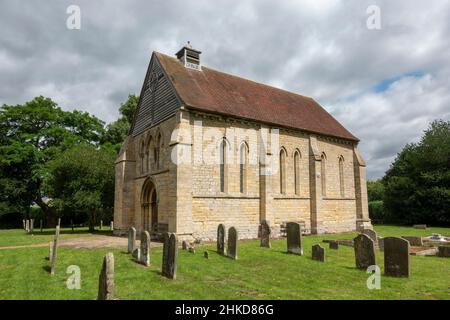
<box><xmin>239</xmin><ymin>142</ymin><xmax>248</xmax><ymax>194</ymax></box>
<box><xmin>219</xmin><ymin>138</ymin><xmax>228</xmax><ymax>193</ymax></box>
<box><xmin>321</xmin><ymin>153</ymin><xmax>327</xmax><ymax>197</ymax></box>
<box><xmin>279</xmin><ymin>148</ymin><xmax>286</xmax><ymax>194</ymax></box>
<box><xmin>294</xmin><ymin>150</ymin><xmax>301</xmax><ymax>195</ymax></box>
<box><xmin>339</xmin><ymin>156</ymin><xmax>345</xmax><ymax>198</ymax></box>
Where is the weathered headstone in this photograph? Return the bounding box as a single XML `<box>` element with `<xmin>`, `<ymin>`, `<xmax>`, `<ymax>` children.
<box><xmin>110</xmin><ymin>221</ymin><xmax>114</xmax><ymax>231</ymax></box>
<box><xmin>413</xmin><ymin>224</ymin><xmax>427</xmax><ymax>229</ymax></box>
<box><xmin>217</xmin><ymin>224</ymin><xmax>226</xmax><ymax>255</ymax></box>
<box><xmin>312</xmin><ymin>244</ymin><xmax>325</xmax><ymax>262</ymax></box>
<box><xmin>22</xmin><ymin>219</ymin><xmax>26</xmax><ymax>230</ymax></box>
<box><xmin>182</xmin><ymin>240</ymin><xmax>188</xmax><ymax>250</ymax></box>
<box><xmin>97</xmin><ymin>252</ymin><xmax>114</xmax><ymax>300</ymax></box>
<box><xmin>384</xmin><ymin>237</ymin><xmax>409</xmax><ymax>277</ymax></box>
<box><xmin>127</xmin><ymin>227</ymin><xmax>136</xmax><ymax>253</ymax></box>
<box><xmin>401</xmin><ymin>236</ymin><xmax>423</xmax><ymax>247</ymax></box>
<box><xmin>286</xmin><ymin>222</ymin><xmax>303</xmax><ymax>255</ymax></box>
<box><xmin>140</xmin><ymin>231</ymin><xmax>151</xmax><ymax>266</ymax></box>
<box><xmin>204</xmin><ymin>251</ymin><xmax>209</xmax><ymax>259</ymax></box>
<box><xmin>437</xmin><ymin>246</ymin><xmax>450</xmax><ymax>258</ymax></box>
<box><xmin>227</xmin><ymin>227</ymin><xmax>238</xmax><ymax>260</ymax></box>
<box><xmin>362</xmin><ymin>229</ymin><xmax>377</xmax><ymax>243</ymax></box>
<box><xmin>50</xmin><ymin>226</ymin><xmax>60</xmax><ymax>275</ymax></box>
<box><xmin>162</xmin><ymin>233</ymin><xmax>178</xmax><ymax>279</ymax></box>
<box><xmin>329</xmin><ymin>240</ymin><xmax>339</xmax><ymax>250</ymax></box>
<box><xmin>188</xmin><ymin>247</ymin><xmax>196</xmax><ymax>254</ymax></box>
<box><xmin>354</xmin><ymin>234</ymin><xmax>376</xmax><ymax>269</ymax></box>
<box><xmin>25</xmin><ymin>220</ymin><xmax>30</xmax><ymax>233</ymax></box>
<box><xmin>48</xmin><ymin>241</ymin><xmax>53</xmax><ymax>262</ymax></box>
<box><xmin>260</xmin><ymin>220</ymin><xmax>271</xmax><ymax>248</ymax></box>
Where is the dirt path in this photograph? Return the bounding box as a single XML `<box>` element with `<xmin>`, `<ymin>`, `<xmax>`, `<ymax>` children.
<box><xmin>0</xmin><ymin>235</ymin><xmax>162</xmax><ymax>250</ymax></box>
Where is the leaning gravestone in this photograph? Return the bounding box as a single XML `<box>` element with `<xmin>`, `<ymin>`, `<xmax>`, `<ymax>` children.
<box><xmin>260</xmin><ymin>220</ymin><xmax>271</xmax><ymax>248</ymax></box>
<box><xmin>354</xmin><ymin>234</ymin><xmax>376</xmax><ymax>270</ymax></box>
<box><xmin>384</xmin><ymin>237</ymin><xmax>410</xmax><ymax>277</ymax></box>
<box><xmin>227</xmin><ymin>227</ymin><xmax>238</xmax><ymax>260</ymax></box>
<box><xmin>217</xmin><ymin>224</ymin><xmax>226</xmax><ymax>255</ymax></box>
<box><xmin>312</xmin><ymin>244</ymin><xmax>325</xmax><ymax>262</ymax></box>
<box><xmin>401</xmin><ymin>236</ymin><xmax>423</xmax><ymax>247</ymax></box>
<box><xmin>329</xmin><ymin>240</ymin><xmax>339</xmax><ymax>250</ymax></box>
<box><xmin>286</xmin><ymin>222</ymin><xmax>303</xmax><ymax>255</ymax></box>
<box><xmin>140</xmin><ymin>231</ymin><xmax>151</xmax><ymax>266</ymax></box>
<box><xmin>25</xmin><ymin>220</ymin><xmax>30</xmax><ymax>233</ymax></box>
<box><xmin>50</xmin><ymin>226</ymin><xmax>60</xmax><ymax>275</ymax></box>
<box><xmin>128</xmin><ymin>227</ymin><xmax>136</xmax><ymax>253</ymax></box>
<box><xmin>97</xmin><ymin>252</ymin><xmax>114</xmax><ymax>300</ymax></box>
<box><xmin>162</xmin><ymin>233</ymin><xmax>178</xmax><ymax>279</ymax></box>
<box><xmin>362</xmin><ymin>229</ymin><xmax>377</xmax><ymax>243</ymax></box>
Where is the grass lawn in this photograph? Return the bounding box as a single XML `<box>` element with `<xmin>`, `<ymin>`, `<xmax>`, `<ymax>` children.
<box><xmin>0</xmin><ymin>227</ymin><xmax>112</xmax><ymax>247</ymax></box>
<box><xmin>0</xmin><ymin>225</ymin><xmax>448</xmax><ymax>300</ymax></box>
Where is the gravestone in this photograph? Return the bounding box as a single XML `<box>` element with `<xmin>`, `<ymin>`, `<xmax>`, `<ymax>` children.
<box><xmin>132</xmin><ymin>248</ymin><xmax>141</xmax><ymax>261</ymax></box>
<box><xmin>162</xmin><ymin>233</ymin><xmax>178</xmax><ymax>279</ymax></box>
<box><xmin>384</xmin><ymin>237</ymin><xmax>409</xmax><ymax>277</ymax></box>
<box><xmin>354</xmin><ymin>234</ymin><xmax>376</xmax><ymax>269</ymax></box>
<box><xmin>30</xmin><ymin>219</ymin><xmax>34</xmax><ymax>234</ymax></box>
<box><xmin>182</xmin><ymin>240</ymin><xmax>188</xmax><ymax>250</ymax></box>
<box><xmin>286</xmin><ymin>222</ymin><xmax>303</xmax><ymax>255</ymax></box>
<box><xmin>22</xmin><ymin>219</ymin><xmax>26</xmax><ymax>230</ymax></box>
<box><xmin>362</xmin><ymin>229</ymin><xmax>377</xmax><ymax>243</ymax></box>
<box><xmin>188</xmin><ymin>247</ymin><xmax>196</xmax><ymax>254</ymax></box>
<box><xmin>413</xmin><ymin>224</ymin><xmax>427</xmax><ymax>229</ymax></box>
<box><xmin>110</xmin><ymin>221</ymin><xmax>114</xmax><ymax>231</ymax></box>
<box><xmin>25</xmin><ymin>220</ymin><xmax>29</xmax><ymax>233</ymax></box>
<box><xmin>49</xmin><ymin>241</ymin><xmax>53</xmax><ymax>262</ymax></box>
<box><xmin>50</xmin><ymin>226</ymin><xmax>60</xmax><ymax>275</ymax></box>
<box><xmin>57</xmin><ymin>218</ymin><xmax>61</xmax><ymax>227</ymax></box>
<box><xmin>437</xmin><ymin>246</ymin><xmax>450</xmax><ymax>258</ymax></box>
<box><xmin>401</xmin><ymin>236</ymin><xmax>423</xmax><ymax>247</ymax></box>
<box><xmin>217</xmin><ymin>224</ymin><xmax>226</xmax><ymax>255</ymax></box>
<box><xmin>227</xmin><ymin>227</ymin><xmax>238</xmax><ymax>260</ymax></box>
<box><xmin>260</xmin><ymin>220</ymin><xmax>271</xmax><ymax>248</ymax></box>
<box><xmin>204</xmin><ymin>251</ymin><xmax>209</xmax><ymax>259</ymax></box>
<box><xmin>329</xmin><ymin>240</ymin><xmax>339</xmax><ymax>250</ymax></box>
<box><xmin>127</xmin><ymin>227</ymin><xmax>136</xmax><ymax>253</ymax></box>
<box><xmin>140</xmin><ymin>231</ymin><xmax>151</xmax><ymax>266</ymax></box>
<box><xmin>97</xmin><ymin>252</ymin><xmax>114</xmax><ymax>300</ymax></box>
<box><xmin>312</xmin><ymin>244</ymin><xmax>325</xmax><ymax>262</ymax></box>
<box><xmin>378</xmin><ymin>237</ymin><xmax>384</xmax><ymax>251</ymax></box>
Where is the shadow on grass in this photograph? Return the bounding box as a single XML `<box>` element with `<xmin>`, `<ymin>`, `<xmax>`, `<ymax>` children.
<box><xmin>42</xmin><ymin>265</ymin><xmax>51</xmax><ymax>273</ymax></box>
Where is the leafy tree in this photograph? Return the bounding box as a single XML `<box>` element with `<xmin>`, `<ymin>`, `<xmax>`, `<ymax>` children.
<box><xmin>367</xmin><ymin>180</ymin><xmax>385</xmax><ymax>202</ymax></box>
<box><xmin>102</xmin><ymin>94</ymin><xmax>138</xmax><ymax>148</ymax></box>
<box><xmin>46</xmin><ymin>145</ymin><xmax>115</xmax><ymax>231</ymax></box>
<box><xmin>0</xmin><ymin>96</ymin><xmax>105</xmax><ymax>225</ymax></box>
<box><xmin>383</xmin><ymin>120</ymin><xmax>450</xmax><ymax>225</ymax></box>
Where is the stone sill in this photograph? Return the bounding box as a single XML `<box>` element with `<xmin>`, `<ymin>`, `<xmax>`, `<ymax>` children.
<box><xmin>193</xmin><ymin>194</ymin><xmax>260</xmax><ymax>199</ymax></box>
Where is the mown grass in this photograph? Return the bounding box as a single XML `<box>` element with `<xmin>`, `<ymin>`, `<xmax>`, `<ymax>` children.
<box><xmin>0</xmin><ymin>227</ymin><xmax>112</xmax><ymax>247</ymax></box>
<box><xmin>0</xmin><ymin>225</ymin><xmax>448</xmax><ymax>300</ymax></box>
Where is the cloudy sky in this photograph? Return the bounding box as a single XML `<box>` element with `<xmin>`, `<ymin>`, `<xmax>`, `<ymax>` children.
<box><xmin>1</xmin><ymin>0</ymin><xmax>449</xmax><ymax>179</ymax></box>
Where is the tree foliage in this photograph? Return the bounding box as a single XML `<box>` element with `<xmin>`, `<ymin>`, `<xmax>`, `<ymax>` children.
<box><xmin>382</xmin><ymin>120</ymin><xmax>450</xmax><ymax>225</ymax></box>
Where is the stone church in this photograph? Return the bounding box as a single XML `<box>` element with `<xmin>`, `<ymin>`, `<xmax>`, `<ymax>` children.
<box><xmin>114</xmin><ymin>43</ymin><xmax>372</xmax><ymax>241</ymax></box>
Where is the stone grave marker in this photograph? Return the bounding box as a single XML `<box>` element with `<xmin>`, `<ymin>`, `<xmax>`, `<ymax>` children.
<box><xmin>312</xmin><ymin>244</ymin><xmax>325</xmax><ymax>262</ymax></box>
<box><xmin>437</xmin><ymin>246</ymin><xmax>450</xmax><ymax>258</ymax></box>
<box><xmin>286</xmin><ymin>222</ymin><xmax>303</xmax><ymax>255</ymax></box>
<box><xmin>50</xmin><ymin>226</ymin><xmax>60</xmax><ymax>275</ymax></box>
<box><xmin>140</xmin><ymin>231</ymin><xmax>151</xmax><ymax>266</ymax></box>
<box><xmin>401</xmin><ymin>236</ymin><xmax>423</xmax><ymax>247</ymax></box>
<box><xmin>22</xmin><ymin>219</ymin><xmax>26</xmax><ymax>230</ymax></box>
<box><xmin>132</xmin><ymin>248</ymin><xmax>141</xmax><ymax>261</ymax></box>
<box><xmin>217</xmin><ymin>224</ymin><xmax>226</xmax><ymax>255</ymax></box>
<box><xmin>260</xmin><ymin>220</ymin><xmax>271</xmax><ymax>248</ymax></box>
<box><xmin>227</xmin><ymin>227</ymin><xmax>238</xmax><ymax>260</ymax></box>
<box><xmin>30</xmin><ymin>219</ymin><xmax>34</xmax><ymax>234</ymax></box>
<box><xmin>329</xmin><ymin>240</ymin><xmax>339</xmax><ymax>250</ymax></box>
<box><xmin>128</xmin><ymin>227</ymin><xmax>136</xmax><ymax>253</ymax></box>
<box><xmin>204</xmin><ymin>251</ymin><xmax>209</xmax><ymax>259</ymax></box>
<box><xmin>354</xmin><ymin>234</ymin><xmax>376</xmax><ymax>270</ymax></box>
<box><xmin>162</xmin><ymin>233</ymin><xmax>178</xmax><ymax>279</ymax></box>
<box><xmin>25</xmin><ymin>220</ymin><xmax>29</xmax><ymax>233</ymax></box>
<box><xmin>110</xmin><ymin>221</ymin><xmax>114</xmax><ymax>231</ymax></box>
<box><xmin>97</xmin><ymin>252</ymin><xmax>114</xmax><ymax>300</ymax></box>
<box><xmin>384</xmin><ymin>237</ymin><xmax>410</xmax><ymax>277</ymax></box>
<box><xmin>182</xmin><ymin>240</ymin><xmax>188</xmax><ymax>250</ymax></box>
<box><xmin>362</xmin><ymin>229</ymin><xmax>377</xmax><ymax>243</ymax></box>
<box><xmin>413</xmin><ymin>224</ymin><xmax>427</xmax><ymax>229</ymax></box>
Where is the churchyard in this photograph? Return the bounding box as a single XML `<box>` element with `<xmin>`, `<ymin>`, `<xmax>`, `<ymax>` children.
<box><xmin>0</xmin><ymin>225</ymin><xmax>448</xmax><ymax>300</ymax></box>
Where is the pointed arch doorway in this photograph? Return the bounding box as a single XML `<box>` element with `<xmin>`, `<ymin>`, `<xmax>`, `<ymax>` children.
<box><xmin>141</xmin><ymin>179</ymin><xmax>158</xmax><ymax>233</ymax></box>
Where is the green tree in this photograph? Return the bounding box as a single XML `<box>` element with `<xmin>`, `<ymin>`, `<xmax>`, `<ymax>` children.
<box><xmin>0</xmin><ymin>96</ymin><xmax>105</xmax><ymax>225</ymax></box>
<box><xmin>102</xmin><ymin>94</ymin><xmax>138</xmax><ymax>149</ymax></box>
<box><xmin>383</xmin><ymin>120</ymin><xmax>450</xmax><ymax>225</ymax></box>
<box><xmin>46</xmin><ymin>145</ymin><xmax>115</xmax><ymax>231</ymax></box>
<box><xmin>367</xmin><ymin>180</ymin><xmax>385</xmax><ymax>202</ymax></box>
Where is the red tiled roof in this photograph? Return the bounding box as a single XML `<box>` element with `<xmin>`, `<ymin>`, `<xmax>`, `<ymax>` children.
<box><xmin>156</xmin><ymin>52</ymin><xmax>358</xmax><ymax>142</ymax></box>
